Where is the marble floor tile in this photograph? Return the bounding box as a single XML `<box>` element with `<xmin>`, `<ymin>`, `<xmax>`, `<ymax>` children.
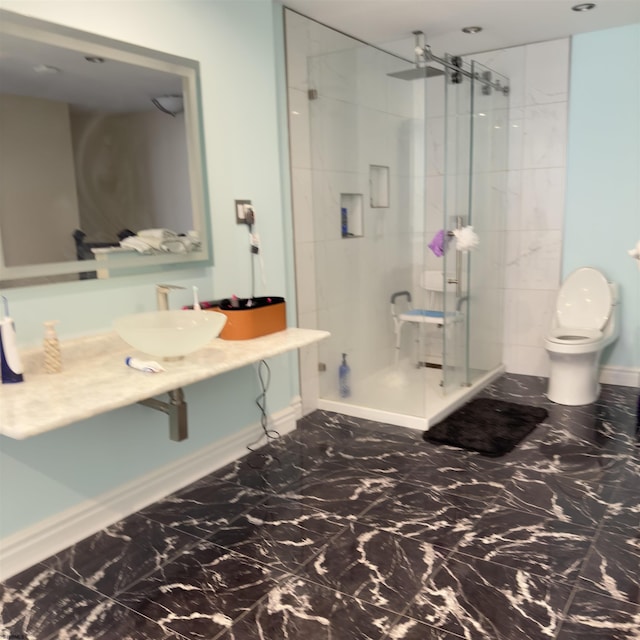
<box><xmin>404</xmin><ymin>554</ymin><xmax>574</xmax><ymax>640</ymax></box>
<box><xmin>579</xmin><ymin>529</ymin><xmax>640</xmax><ymax>605</ymax></box>
<box><xmin>555</xmin><ymin>588</ymin><xmax>640</xmax><ymax>639</ymax></box>
<box><xmin>294</xmin><ymin>521</ymin><xmax>448</xmax><ymax>614</ymax></box>
<box><xmin>455</xmin><ymin>504</ymin><xmax>595</xmax><ymax>581</ymax></box>
<box><xmin>403</xmin><ymin>451</ymin><xmax>518</xmax><ymax>501</ymax></box>
<box><xmin>359</xmin><ymin>481</ymin><xmax>489</xmax><ymax>547</ymax></box>
<box><xmin>0</xmin><ymin>564</ymin><xmax>185</xmax><ymax>640</ymax></box>
<box><xmin>2</xmin><ymin>373</ymin><xmax>637</xmax><ymax>640</ymax></box>
<box><xmin>212</xmin><ymin>439</ymin><xmax>323</xmax><ymax>493</ymax></box>
<box><xmin>41</xmin><ymin>513</ymin><xmax>198</xmax><ymax>597</ymax></box>
<box><xmin>140</xmin><ymin>478</ymin><xmax>268</xmax><ymax>539</ymax></box>
<box><xmin>218</xmin><ymin>576</ymin><xmax>402</xmax><ymax>640</ymax></box>
<box><xmin>492</xmin><ymin>467</ymin><xmax>613</xmax><ymax>528</ymax></box>
<box><xmin>279</xmin><ymin>465</ymin><xmax>398</xmax><ymax>518</ymax></box>
<box><xmin>201</xmin><ymin>494</ymin><xmax>347</xmax><ymax>573</ymax></box>
<box><xmin>115</xmin><ymin>540</ymin><xmax>286</xmax><ymax>640</ymax></box>
<box><xmin>598</xmin><ymin>484</ymin><xmax>640</xmax><ymax>538</ymax></box>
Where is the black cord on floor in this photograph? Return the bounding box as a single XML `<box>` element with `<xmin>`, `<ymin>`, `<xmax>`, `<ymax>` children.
<box><xmin>247</xmin><ymin>360</ymin><xmax>280</xmax><ymax>459</ymax></box>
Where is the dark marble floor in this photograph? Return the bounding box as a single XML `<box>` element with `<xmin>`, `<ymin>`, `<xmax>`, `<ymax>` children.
<box><xmin>2</xmin><ymin>375</ymin><xmax>639</xmax><ymax>640</ymax></box>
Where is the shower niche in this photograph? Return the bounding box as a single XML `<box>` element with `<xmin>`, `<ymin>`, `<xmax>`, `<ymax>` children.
<box><xmin>340</xmin><ymin>193</ymin><xmax>363</xmax><ymax>238</ymax></box>
<box><xmin>369</xmin><ymin>165</ymin><xmax>389</xmax><ymax>208</ymax></box>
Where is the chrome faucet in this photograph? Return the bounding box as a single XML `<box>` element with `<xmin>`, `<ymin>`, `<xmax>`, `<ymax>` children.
<box><xmin>156</xmin><ymin>283</ymin><xmax>186</xmax><ymax>311</ymax></box>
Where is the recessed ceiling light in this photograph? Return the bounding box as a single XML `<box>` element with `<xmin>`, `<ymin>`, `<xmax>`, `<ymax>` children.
<box><xmin>572</xmin><ymin>3</ymin><xmax>596</xmax><ymax>11</ymax></box>
<box><xmin>84</xmin><ymin>56</ymin><xmax>105</xmax><ymax>63</ymax></box>
<box><xmin>462</xmin><ymin>26</ymin><xmax>482</xmax><ymax>34</ymax></box>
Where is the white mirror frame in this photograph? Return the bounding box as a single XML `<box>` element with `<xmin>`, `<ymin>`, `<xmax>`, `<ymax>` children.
<box><xmin>0</xmin><ymin>10</ymin><xmax>212</xmax><ymax>288</ymax></box>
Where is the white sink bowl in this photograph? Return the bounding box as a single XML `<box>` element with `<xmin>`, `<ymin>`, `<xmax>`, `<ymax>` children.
<box><xmin>113</xmin><ymin>310</ymin><xmax>227</xmax><ymax>359</ymax></box>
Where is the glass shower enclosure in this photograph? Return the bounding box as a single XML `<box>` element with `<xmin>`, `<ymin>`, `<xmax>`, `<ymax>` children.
<box><xmin>285</xmin><ymin>10</ymin><xmax>509</xmax><ymax>429</ymax></box>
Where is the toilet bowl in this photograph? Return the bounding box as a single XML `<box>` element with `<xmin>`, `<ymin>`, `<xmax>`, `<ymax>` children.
<box><xmin>544</xmin><ymin>267</ymin><xmax>619</xmax><ymax>406</ymax></box>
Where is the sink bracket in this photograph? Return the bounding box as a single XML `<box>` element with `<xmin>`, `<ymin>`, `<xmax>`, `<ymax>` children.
<box><xmin>138</xmin><ymin>388</ymin><xmax>188</xmax><ymax>441</ymax></box>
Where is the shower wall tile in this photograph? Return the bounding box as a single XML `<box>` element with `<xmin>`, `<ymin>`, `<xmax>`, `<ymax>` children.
<box><xmin>288</xmin><ymin>88</ymin><xmax>311</xmax><ymax>170</ymax></box>
<box><xmin>425</xmin><ymin>116</ymin><xmax>446</xmax><ymax>176</ymax></box>
<box><xmin>522</xmin><ymin>102</ymin><xmax>568</xmax><ymax>169</ymax></box>
<box><xmin>310</xmin><ymin>48</ymin><xmax>358</xmax><ymax>105</ymax></box>
<box><xmin>482</xmin><ymin>37</ymin><xmax>569</xmax><ymax>377</ymax></box>
<box><xmin>525</xmin><ymin>39</ymin><xmax>570</xmax><ymax>105</ymax></box>
<box><xmin>310</xmin><ymin>98</ymin><xmax>360</xmax><ymax>173</ymax></box>
<box><xmin>294</xmin><ymin>241</ymin><xmax>317</xmax><ymax>315</ymax></box>
<box><xmin>507</xmin><ymin>229</ymin><xmax>563</xmax><ymax>290</ymax></box>
<box><xmin>291</xmin><ymin>168</ymin><xmax>314</xmax><ymax>243</ymax></box>
<box><xmin>356</xmin><ymin>47</ymin><xmax>393</xmax><ymax>114</ymax></box>
<box><xmin>424</xmin><ymin>74</ymin><xmax>446</xmax><ymax>118</ymax></box>
<box><xmin>467</xmin><ymin>46</ymin><xmax>527</xmax><ymax>110</ymax></box>
<box><xmin>387</xmin><ymin>72</ymin><xmax>417</xmax><ymax>118</ymax></box>
<box><xmin>508</xmin><ymin>107</ymin><xmax>525</xmax><ymax>171</ymax></box>
<box><xmin>504</xmin><ymin>344</ymin><xmax>551</xmax><ymax>378</ymax></box>
<box><xmin>425</xmin><ymin>175</ymin><xmax>444</xmax><ymax>230</ymax></box>
<box><xmin>505</xmin><ymin>170</ymin><xmax>523</xmax><ymax>231</ymax></box>
<box><xmin>520</xmin><ymin>167</ymin><xmax>566</xmax><ymax>230</ymax></box>
<box><xmin>284</xmin><ymin>11</ymin><xmax>312</xmax><ymax>92</ymax></box>
<box><xmin>504</xmin><ymin>289</ymin><xmax>556</xmax><ymax>349</ymax></box>
<box><xmin>357</xmin><ymin>106</ymin><xmax>393</xmax><ymax>167</ymax></box>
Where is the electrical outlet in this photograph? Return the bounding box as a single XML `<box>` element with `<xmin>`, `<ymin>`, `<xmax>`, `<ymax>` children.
<box><xmin>235</xmin><ymin>199</ymin><xmax>252</xmax><ymax>224</ymax></box>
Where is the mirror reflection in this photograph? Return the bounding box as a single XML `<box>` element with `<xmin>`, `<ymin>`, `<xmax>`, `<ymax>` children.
<box><xmin>0</xmin><ymin>10</ymin><xmax>211</xmax><ymax>287</ymax></box>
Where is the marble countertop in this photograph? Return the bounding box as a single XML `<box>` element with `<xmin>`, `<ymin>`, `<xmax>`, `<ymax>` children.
<box><xmin>0</xmin><ymin>328</ymin><xmax>329</xmax><ymax>440</ymax></box>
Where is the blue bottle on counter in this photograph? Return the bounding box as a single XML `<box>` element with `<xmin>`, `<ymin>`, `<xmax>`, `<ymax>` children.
<box><xmin>339</xmin><ymin>353</ymin><xmax>351</xmax><ymax>398</ymax></box>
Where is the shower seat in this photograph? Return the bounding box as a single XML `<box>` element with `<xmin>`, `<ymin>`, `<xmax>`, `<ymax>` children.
<box><xmin>390</xmin><ymin>271</ymin><xmax>463</xmax><ymax>366</ymax></box>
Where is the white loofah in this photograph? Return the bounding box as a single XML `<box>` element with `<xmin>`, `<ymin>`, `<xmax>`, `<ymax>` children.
<box><xmin>453</xmin><ymin>225</ymin><xmax>480</xmax><ymax>252</ymax></box>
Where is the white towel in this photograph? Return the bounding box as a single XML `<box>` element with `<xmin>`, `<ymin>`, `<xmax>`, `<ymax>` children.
<box><xmin>137</xmin><ymin>228</ymin><xmax>178</xmax><ymax>240</ymax></box>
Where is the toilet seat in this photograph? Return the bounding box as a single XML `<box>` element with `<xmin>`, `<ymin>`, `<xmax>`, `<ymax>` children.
<box><xmin>546</xmin><ymin>327</ymin><xmax>603</xmax><ymax>345</ymax></box>
<box><xmin>555</xmin><ymin>267</ymin><xmax>612</xmax><ymax>331</ymax></box>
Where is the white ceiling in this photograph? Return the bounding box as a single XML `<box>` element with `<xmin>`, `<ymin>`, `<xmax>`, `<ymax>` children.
<box><xmin>281</xmin><ymin>0</ymin><xmax>640</xmax><ymax>58</ymax></box>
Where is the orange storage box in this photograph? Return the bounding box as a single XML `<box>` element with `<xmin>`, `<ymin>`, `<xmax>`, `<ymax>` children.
<box><xmin>211</xmin><ymin>296</ymin><xmax>286</xmax><ymax>340</ymax></box>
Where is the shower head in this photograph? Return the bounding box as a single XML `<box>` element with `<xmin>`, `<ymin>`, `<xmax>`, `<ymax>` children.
<box><xmin>387</xmin><ymin>66</ymin><xmax>444</xmax><ymax>80</ymax></box>
<box><xmin>387</xmin><ymin>31</ymin><xmax>445</xmax><ymax>80</ymax></box>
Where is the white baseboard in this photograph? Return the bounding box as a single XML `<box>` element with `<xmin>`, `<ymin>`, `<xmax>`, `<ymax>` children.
<box><xmin>0</xmin><ymin>399</ymin><xmax>301</xmax><ymax>582</ymax></box>
<box><xmin>599</xmin><ymin>366</ymin><xmax>640</xmax><ymax>388</ymax></box>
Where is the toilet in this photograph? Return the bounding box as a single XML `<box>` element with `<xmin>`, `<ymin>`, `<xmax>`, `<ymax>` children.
<box><xmin>544</xmin><ymin>267</ymin><xmax>619</xmax><ymax>406</ymax></box>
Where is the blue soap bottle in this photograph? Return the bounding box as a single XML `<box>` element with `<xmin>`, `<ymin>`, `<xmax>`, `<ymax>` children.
<box><xmin>341</xmin><ymin>207</ymin><xmax>348</xmax><ymax>237</ymax></box>
<box><xmin>339</xmin><ymin>353</ymin><xmax>351</xmax><ymax>398</ymax></box>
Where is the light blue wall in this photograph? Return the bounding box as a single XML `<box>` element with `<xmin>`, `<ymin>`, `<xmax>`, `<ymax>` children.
<box><xmin>0</xmin><ymin>0</ymin><xmax>297</xmax><ymax>537</ymax></box>
<box><xmin>563</xmin><ymin>24</ymin><xmax>640</xmax><ymax>369</ymax></box>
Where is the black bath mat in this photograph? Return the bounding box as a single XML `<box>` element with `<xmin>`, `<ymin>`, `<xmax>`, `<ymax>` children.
<box><xmin>423</xmin><ymin>398</ymin><xmax>548</xmax><ymax>457</ymax></box>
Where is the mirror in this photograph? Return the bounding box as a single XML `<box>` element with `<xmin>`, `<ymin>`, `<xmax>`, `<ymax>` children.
<box><xmin>0</xmin><ymin>10</ymin><xmax>211</xmax><ymax>288</ymax></box>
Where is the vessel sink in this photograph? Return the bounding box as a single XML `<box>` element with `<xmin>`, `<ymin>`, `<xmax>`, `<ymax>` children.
<box><xmin>113</xmin><ymin>310</ymin><xmax>227</xmax><ymax>359</ymax></box>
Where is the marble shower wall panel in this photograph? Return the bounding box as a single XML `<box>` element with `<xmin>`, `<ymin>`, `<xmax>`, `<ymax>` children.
<box><xmin>471</xmin><ymin>38</ymin><xmax>570</xmax><ymax>377</ymax></box>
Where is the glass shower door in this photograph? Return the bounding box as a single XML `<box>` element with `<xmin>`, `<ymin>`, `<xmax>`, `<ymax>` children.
<box><xmin>466</xmin><ymin>60</ymin><xmax>509</xmax><ymax>383</ymax></box>
<box><xmin>441</xmin><ymin>59</ymin><xmax>508</xmax><ymax>393</ymax></box>
<box><xmin>441</xmin><ymin>58</ymin><xmax>473</xmax><ymax>393</ymax></box>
